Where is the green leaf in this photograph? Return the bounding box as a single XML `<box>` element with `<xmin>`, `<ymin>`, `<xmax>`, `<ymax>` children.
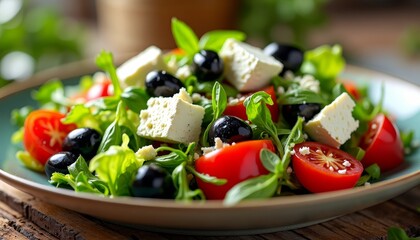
<box><xmin>260</xmin><ymin>149</ymin><xmax>280</xmax><ymax>173</ymax></box>
<box><xmin>62</xmin><ymin>104</ymin><xmax>101</xmax><ymax>131</ymax></box>
<box><xmin>387</xmin><ymin>227</ymin><xmax>416</xmax><ymax>240</ymax></box>
<box><xmin>16</xmin><ymin>151</ymin><xmax>44</xmax><ymax>172</ymax></box>
<box><xmin>224</xmin><ymin>174</ymin><xmax>278</xmax><ymax>206</ymax></box>
<box><xmin>95</xmin><ymin>50</ymin><xmax>122</xmax><ymax>97</ymax></box>
<box><xmin>300</xmin><ymin>44</ymin><xmax>345</xmax><ymax>91</ymax></box>
<box><xmin>211</xmin><ymin>81</ymin><xmax>227</xmax><ymax>119</ymax></box>
<box><xmin>89</xmin><ymin>134</ymin><xmax>142</xmax><ymax>196</ymax></box>
<box><xmin>199</xmin><ymin>30</ymin><xmax>246</xmax><ymax>51</ymax></box>
<box><xmin>11</xmin><ymin>106</ymin><xmax>33</xmax><ymax>127</ymax></box>
<box><xmin>187</xmin><ymin>166</ymin><xmax>227</xmax><ymax>186</ymax></box>
<box><xmin>97</xmin><ymin>119</ymin><xmax>121</xmax><ymax>153</ymax></box>
<box><xmin>171</xmin><ymin>18</ymin><xmax>199</xmax><ymax>56</ymax></box>
<box><xmin>172</xmin><ymin>163</ymin><xmax>205</xmax><ymax>201</ymax></box>
<box><xmin>32</xmin><ymin>80</ymin><xmax>68</xmax><ymax>108</ymax></box>
<box><xmin>121</xmin><ymin>87</ymin><xmax>150</xmax><ymax>113</ymax></box>
<box><xmin>365</xmin><ymin>164</ymin><xmax>381</xmax><ymax>180</ymax></box>
<box><xmin>279</xmin><ymin>88</ymin><xmax>328</xmax><ymax>105</ymax></box>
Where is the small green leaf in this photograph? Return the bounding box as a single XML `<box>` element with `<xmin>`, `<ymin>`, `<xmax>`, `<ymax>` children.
<box><xmin>387</xmin><ymin>227</ymin><xmax>414</xmax><ymax>240</ymax></box>
<box><xmin>187</xmin><ymin>166</ymin><xmax>227</xmax><ymax>186</ymax></box>
<box><xmin>172</xmin><ymin>163</ymin><xmax>205</xmax><ymax>201</ymax></box>
<box><xmin>365</xmin><ymin>164</ymin><xmax>381</xmax><ymax>180</ymax></box>
<box><xmin>171</xmin><ymin>18</ymin><xmax>199</xmax><ymax>56</ymax></box>
<box><xmin>224</xmin><ymin>174</ymin><xmax>278</xmax><ymax>206</ymax></box>
<box><xmin>11</xmin><ymin>106</ymin><xmax>33</xmax><ymax>127</ymax></box>
<box><xmin>95</xmin><ymin>51</ymin><xmax>122</xmax><ymax>96</ymax></box>
<box><xmin>199</xmin><ymin>30</ymin><xmax>246</xmax><ymax>51</ymax></box>
<box><xmin>260</xmin><ymin>149</ymin><xmax>280</xmax><ymax>173</ymax></box>
<box><xmin>121</xmin><ymin>87</ymin><xmax>150</xmax><ymax>113</ymax></box>
<box><xmin>279</xmin><ymin>89</ymin><xmax>327</xmax><ymax>105</ymax></box>
<box><xmin>16</xmin><ymin>151</ymin><xmax>44</xmax><ymax>172</ymax></box>
<box><xmin>211</xmin><ymin>81</ymin><xmax>227</xmax><ymax>119</ymax></box>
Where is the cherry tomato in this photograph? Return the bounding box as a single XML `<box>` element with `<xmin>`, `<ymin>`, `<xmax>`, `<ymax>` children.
<box><xmin>23</xmin><ymin>110</ymin><xmax>77</xmax><ymax>165</ymax></box>
<box><xmin>292</xmin><ymin>142</ymin><xmax>363</xmax><ymax>193</ymax></box>
<box><xmin>359</xmin><ymin>114</ymin><xmax>404</xmax><ymax>172</ymax></box>
<box><xmin>195</xmin><ymin>140</ymin><xmax>275</xmax><ymax>199</ymax></box>
<box><xmin>223</xmin><ymin>86</ymin><xmax>279</xmax><ymax>122</ymax></box>
<box><xmin>342</xmin><ymin>81</ymin><xmax>361</xmax><ymax>101</ymax></box>
<box><xmin>85</xmin><ymin>80</ymin><xmax>113</xmax><ymax>101</ymax></box>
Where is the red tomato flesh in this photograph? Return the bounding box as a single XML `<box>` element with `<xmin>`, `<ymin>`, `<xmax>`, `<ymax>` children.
<box><xmin>195</xmin><ymin>140</ymin><xmax>275</xmax><ymax>200</ymax></box>
<box><xmin>223</xmin><ymin>86</ymin><xmax>279</xmax><ymax>122</ymax></box>
<box><xmin>23</xmin><ymin>110</ymin><xmax>77</xmax><ymax>165</ymax></box>
<box><xmin>292</xmin><ymin>142</ymin><xmax>363</xmax><ymax>193</ymax></box>
<box><xmin>359</xmin><ymin>114</ymin><xmax>404</xmax><ymax>172</ymax></box>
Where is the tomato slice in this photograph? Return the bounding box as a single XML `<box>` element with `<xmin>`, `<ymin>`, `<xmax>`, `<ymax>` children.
<box><xmin>23</xmin><ymin>110</ymin><xmax>77</xmax><ymax>165</ymax></box>
<box><xmin>292</xmin><ymin>142</ymin><xmax>363</xmax><ymax>193</ymax></box>
<box><xmin>342</xmin><ymin>81</ymin><xmax>361</xmax><ymax>101</ymax></box>
<box><xmin>223</xmin><ymin>86</ymin><xmax>279</xmax><ymax>122</ymax></box>
<box><xmin>359</xmin><ymin>114</ymin><xmax>404</xmax><ymax>172</ymax></box>
<box><xmin>195</xmin><ymin>140</ymin><xmax>275</xmax><ymax>199</ymax></box>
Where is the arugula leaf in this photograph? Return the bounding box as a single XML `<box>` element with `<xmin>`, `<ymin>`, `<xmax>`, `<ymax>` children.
<box><xmin>95</xmin><ymin>51</ymin><xmax>122</xmax><ymax>97</ymax></box>
<box><xmin>89</xmin><ymin>134</ymin><xmax>143</xmax><ymax>196</ymax></box>
<box><xmin>50</xmin><ymin>156</ymin><xmax>109</xmax><ymax>195</ymax></box>
<box><xmin>199</xmin><ymin>30</ymin><xmax>246</xmax><ymax>51</ymax></box>
<box><xmin>62</xmin><ymin>104</ymin><xmax>101</xmax><ymax>131</ymax></box>
<box><xmin>172</xmin><ymin>162</ymin><xmax>205</xmax><ymax>201</ymax></box>
<box><xmin>224</xmin><ymin>174</ymin><xmax>278</xmax><ymax>206</ymax></box>
<box><xmin>187</xmin><ymin>165</ymin><xmax>227</xmax><ymax>186</ymax></box>
<box><xmin>171</xmin><ymin>18</ymin><xmax>199</xmax><ymax>56</ymax></box>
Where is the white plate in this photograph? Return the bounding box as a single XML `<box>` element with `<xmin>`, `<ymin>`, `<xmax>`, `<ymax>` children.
<box><xmin>0</xmin><ymin>64</ymin><xmax>419</xmax><ymax>235</ymax></box>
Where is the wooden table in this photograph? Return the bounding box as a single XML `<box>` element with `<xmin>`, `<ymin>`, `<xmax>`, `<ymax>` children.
<box><xmin>0</xmin><ymin>180</ymin><xmax>419</xmax><ymax>239</ymax></box>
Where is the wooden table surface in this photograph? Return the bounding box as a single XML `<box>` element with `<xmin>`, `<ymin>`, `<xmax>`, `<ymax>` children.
<box><xmin>0</xmin><ymin>180</ymin><xmax>419</xmax><ymax>240</ymax></box>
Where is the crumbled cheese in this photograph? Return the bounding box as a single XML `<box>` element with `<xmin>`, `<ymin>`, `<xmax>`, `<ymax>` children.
<box><xmin>298</xmin><ymin>146</ymin><xmax>310</xmax><ymax>155</ymax></box>
<box><xmin>136</xmin><ymin>145</ymin><xmax>157</xmax><ymax>161</ymax></box>
<box><xmin>297</xmin><ymin>75</ymin><xmax>320</xmax><ymax>93</ymax></box>
<box><xmin>175</xmin><ymin>65</ymin><xmax>192</xmax><ymax>80</ymax></box>
<box><xmin>287</xmin><ymin>167</ymin><xmax>293</xmax><ymax>174</ymax></box>
<box><xmin>201</xmin><ymin>137</ymin><xmax>231</xmax><ymax>155</ymax></box>
<box><xmin>342</xmin><ymin>160</ymin><xmax>351</xmax><ymax>167</ymax></box>
<box><xmin>329</xmin><ymin>166</ymin><xmax>334</xmax><ymax>171</ymax></box>
<box><xmin>290</xmin><ymin>149</ymin><xmax>296</xmax><ymax>155</ymax></box>
<box><xmin>338</xmin><ymin>169</ymin><xmax>347</xmax><ymax>174</ymax></box>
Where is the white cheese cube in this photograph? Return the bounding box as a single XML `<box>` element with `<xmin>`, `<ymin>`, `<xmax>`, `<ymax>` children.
<box><xmin>117</xmin><ymin>46</ymin><xmax>166</xmax><ymax>88</ymax></box>
<box><xmin>137</xmin><ymin>89</ymin><xmax>205</xmax><ymax>144</ymax></box>
<box><xmin>304</xmin><ymin>93</ymin><xmax>359</xmax><ymax>148</ymax></box>
<box><xmin>219</xmin><ymin>39</ymin><xmax>283</xmax><ymax>91</ymax></box>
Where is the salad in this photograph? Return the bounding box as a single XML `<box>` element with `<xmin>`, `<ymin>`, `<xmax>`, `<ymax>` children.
<box><xmin>10</xmin><ymin>19</ymin><xmax>416</xmax><ymax>205</ymax></box>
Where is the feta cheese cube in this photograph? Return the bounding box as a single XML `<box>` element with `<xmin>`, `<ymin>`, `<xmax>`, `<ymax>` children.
<box><xmin>219</xmin><ymin>39</ymin><xmax>283</xmax><ymax>91</ymax></box>
<box><xmin>304</xmin><ymin>93</ymin><xmax>359</xmax><ymax>148</ymax></box>
<box><xmin>137</xmin><ymin>88</ymin><xmax>205</xmax><ymax>144</ymax></box>
<box><xmin>117</xmin><ymin>46</ymin><xmax>166</xmax><ymax>88</ymax></box>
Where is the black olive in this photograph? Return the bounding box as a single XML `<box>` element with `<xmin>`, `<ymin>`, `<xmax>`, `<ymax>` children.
<box><xmin>208</xmin><ymin>116</ymin><xmax>253</xmax><ymax>146</ymax></box>
<box><xmin>145</xmin><ymin>70</ymin><xmax>185</xmax><ymax>97</ymax></box>
<box><xmin>193</xmin><ymin>50</ymin><xmax>224</xmax><ymax>82</ymax></box>
<box><xmin>131</xmin><ymin>164</ymin><xmax>175</xmax><ymax>199</ymax></box>
<box><xmin>62</xmin><ymin>128</ymin><xmax>102</xmax><ymax>161</ymax></box>
<box><xmin>282</xmin><ymin>103</ymin><xmax>322</xmax><ymax>126</ymax></box>
<box><xmin>264</xmin><ymin>43</ymin><xmax>304</xmax><ymax>75</ymax></box>
<box><xmin>45</xmin><ymin>151</ymin><xmax>78</xmax><ymax>179</ymax></box>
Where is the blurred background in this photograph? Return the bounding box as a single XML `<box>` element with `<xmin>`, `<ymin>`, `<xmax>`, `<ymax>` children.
<box><xmin>1</xmin><ymin>0</ymin><xmax>420</xmax><ymax>87</ymax></box>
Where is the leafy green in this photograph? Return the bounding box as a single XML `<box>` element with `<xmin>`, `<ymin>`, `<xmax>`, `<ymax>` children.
<box><xmin>11</xmin><ymin>106</ymin><xmax>33</xmax><ymax>127</ymax></box>
<box><xmin>121</xmin><ymin>87</ymin><xmax>150</xmax><ymax>113</ymax></box>
<box><xmin>300</xmin><ymin>44</ymin><xmax>345</xmax><ymax>91</ymax></box>
<box><xmin>63</xmin><ymin>104</ymin><xmax>101</xmax><ymax>131</ymax></box>
<box><xmin>400</xmin><ymin>130</ymin><xmax>419</xmax><ymax>156</ymax></box>
<box><xmin>32</xmin><ymin>80</ymin><xmax>68</xmax><ymax>109</ymax></box>
<box><xmin>171</xmin><ymin>18</ymin><xmax>200</xmax><ymax>56</ymax></box>
<box><xmin>95</xmin><ymin>51</ymin><xmax>122</xmax><ymax>97</ymax></box>
<box><xmin>201</xmin><ymin>82</ymin><xmax>227</xmax><ymax>146</ymax></box>
<box><xmin>16</xmin><ymin>151</ymin><xmax>44</xmax><ymax>172</ymax></box>
<box><xmin>199</xmin><ymin>30</ymin><xmax>246</xmax><ymax>52</ymax></box>
<box><xmin>172</xmin><ymin>162</ymin><xmax>205</xmax><ymax>201</ymax></box>
<box><xmin>387</xmin><ymin>227</ymin><xmax>419</xmax><ymax>240</ymax></box>
<box><xmin>89</xmin><ymin>134</ymin><xmax>143</xmax><ymax>196</ymax></box>
<box><xmin>50</xmin><ymin>156</ymin><xmax>109</xmax><ymax>195</ymax></box>
<box><xmin>244</xmin><ymin>91</ymin><xmax>283</xmax><ymax>154</ymax></box>
<box><xmin>279</xmin><ymin>88</ymin><xmax>328</xmax><ymax>105</ymax></box>
<box><xmin>356</xmin><ymin>164</ymin><xmax>381</xmax><ymax>186</ymax></box>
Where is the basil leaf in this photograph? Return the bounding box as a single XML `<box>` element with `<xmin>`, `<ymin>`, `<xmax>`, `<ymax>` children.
<box><xmin>279</xmin><ymin>89</ymin><xmax>328</xmax><ymax>105</ymax></box>
<box><xmin>154</xmin><ymin>152</ymin><xmax>186</xmax><ymax>171</ymax></box>
<box><xmin>97</xmin><ymin>120</ymin><xmax>121</xmax><ymax>153</ymax></box>
<box><xmin>121</xmin><ymin>87</ymin><xmax>150</xmax><ymax>113</ymax></box>
<box><xmin>211</xmin><ymin>81</ymin><xmax>227</xmax><ymax>119</ymax></box>
<box><xmin>199</xmin><ymin>30</ymin><xmax>246</xmax><ymax>51</ymax></box>
<box><xmin>260</xmin><ymin>149</ymin><xmax>280</xmax><ymax>173</ymax></box>
<box><xmin>224</xmin><ymin>174</ymin><xmax>278</xmax><ymax>206</ymax></box>
<box><xmin>95</xmin><ymin>50</ymin><xmax>122</xmax><ymax>96</ymax></box>
<box><xmin>171</xmin><ymin>18</ymin><xmax>199</xmax><ymax>56</ymax></box>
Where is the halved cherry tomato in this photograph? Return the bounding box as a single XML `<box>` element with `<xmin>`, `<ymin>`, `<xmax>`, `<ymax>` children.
<box><xmin>195</xmin><ymin>140</ymin><xmax>275</xmax><ymax>199</ymax></box>
<box><xmin>23</xmin><ymin>110</ymin><xmax>77</xmax><ymax>165</ymax></box>
<box><xmin>85</xmin><ymin>79</ymin><xmax>113</xmax><ymax>101</ymax></box>
<box><xmin>223</xmin><ymin>86</ymin><xmax>279</xmax><ymax>122</ymax></box>
<box><xmin>359</xmin><ymin>114</ymin><xmax>404</xmax><ymax>172</ymax></box>
<box><xmin>292</xmin><ymin>142</ymin><xmax>363</xmax><ymax>193</ymax></box>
